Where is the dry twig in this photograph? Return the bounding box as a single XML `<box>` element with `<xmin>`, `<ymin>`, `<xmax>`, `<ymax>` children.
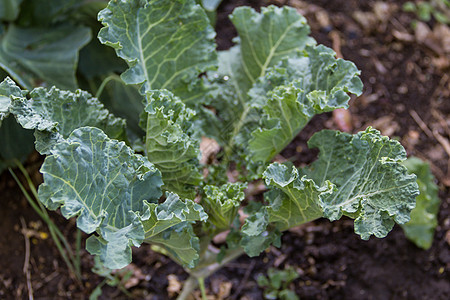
<box><xmin>231</xmin><ymin>260</ymin><xmax>256</xmax><ymax>300</ymax></box>
<box><xmin>410</xmin><ymin>110</ymin><xmax>434</xmax><ymax>138</ymax></box>
<box><xmin>20</xmin><ymin>217</ymin><xmax>34</xmax><ymax>300</ymax></box>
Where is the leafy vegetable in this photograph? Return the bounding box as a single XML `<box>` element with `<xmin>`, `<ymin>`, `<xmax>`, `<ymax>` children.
<box><xmin>98</xmin><ymin>0</ymin><xmax>217</xmax><ymax>101</ymax></box>
<box><xmin>301</xmin><ymin>128</ymin><xmax>419</xmax><ymax>239</ymax></box>
<box><xmin>141</xmin><ymin>90</ymin><xmax>202</xmax><ymax>198</ymax></box>
<box><xmin>401</xmin><ymin>157</ymin><xmax>440</xmax><ymax>249</ymax></box>
<box><xmin>10</xmin><ymin>84</ymin><xmax>125</xmax><ymax>154</ymax></box>
<box><xmin>0</xmin><ymin>1</ymin><xmax>426</xmax><ymax>297</ymax></box>
<box><xmin>39</xmin><ymin>127</ymin><xmax>163</xmax><ymax>269</ymax></box>
<box><xmin>247</xmin><ymin>45</ymin><xmax>363</xmax><ymax>162</ymax></box>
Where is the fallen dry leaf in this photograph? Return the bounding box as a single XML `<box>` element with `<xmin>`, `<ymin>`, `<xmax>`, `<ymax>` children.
<box><xmin>167</xmin><ymin>274</ymin><xmax>182</xmax><ymax>297</ymax></box>
<box><xmin>353</xmin><ymin>2</ymin><xmax>396</xmax><ymax>33</ymax></box>
<box><xmin>392</xmin><ymin>29</ymin><xmax>415</xmax><ymax>42</ymax></box>
<box><xmin>212</xmin><ymin>230</ymin><xmax>229</xmax><ymax>244</ymax></box>
<box><xmin>112</xmin><ymin>263</ymin><xmax>149</xmax><ymax>289</ymax></box>
<box><xmin>332</xmin><ymin>108</ymin><xmax>353</xmax><ymax>132</ymax></box>
<box><xmin>373</xmin><ymin>2</ymin><xmax>397</xmax><ymax>21</ymax></box>
<box><xmin>200</xmin><ymin>137</ymin><xmax>221</xmax><ymax>164</ymax></box>
<box><xmin>210</xmin><ymin>277</ymin><xmax>232</xmax><ymax>300</ymax></box>
<box><xmin>353</xmin><ymin>11</ymin><xmax>378</xmax><ymax>32</ymax></box>
<box><xmin>368</xmin><ymin>115</ymin><xmax>399</xmax><ymax>137</ymax></box>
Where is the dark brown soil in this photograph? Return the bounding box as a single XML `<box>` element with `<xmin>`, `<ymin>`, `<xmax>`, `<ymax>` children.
<box><xmin>1</xmin><ymin>0</ymin><xmax>449</xmax><ymax>299</ymax></box>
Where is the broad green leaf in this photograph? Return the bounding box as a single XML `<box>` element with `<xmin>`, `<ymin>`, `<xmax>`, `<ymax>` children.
<box><xmin>85</xmin><ymin>216</ymin><xmax>145</xmax><ymax>270</ymax></box>
<box><xmin>302</xmin><ymin>128</ymin><xmax>419</xmax><ymax>239</ymax></box>
<box><xmin>147</xmin><ymin>222</ymin><xmax>201</xmax><ymax>268</ymax></box>
<box><xmin>141</xmin><ymin>192</ymin><xmax>207</xmax><ymax>239</ymax></box>
<box><xmin>0</xmin><ymin>78</ymin><xmax>34</xmax><ymax>171</ymax></box>
<box><xmin>208</xmin><ymin>6</ymin><xmax>315</xmax><ymax>147</ymax></box>
<box><xmin>141</xmin><ymin>90</ymin><xmax>202</xmax><ymax>198</ymax></box>
<box><xmin>10</xmin><ymin>87</ymin><xmax>125</xmax><ymax>154</ymax></box>
<box><xmin>78</xmin><ymin>39</ymin><xmax>127</xmax><ymax>80</ymax></box>
<box><xmin>0</xmin><ymin>115</ymin><xmax>34</xmax><ymax>169</ymax></box>
<box><xmin>0</xmin><ymin>0</ymin><xmax>23</xmax><ymax>22</ymax></box>
<box><xmin>38</xmin><ymin>127</ymin><xmax>163</xmax><ymax>269</ymax></box>
<box><xmin>0</xmin><ymin>24</ymin><xmax>91</xmax><ymax>90</ymax></box>
<box><xmin>15</xmin><ymin>0</ymin><xmax>79</xmax><ymax>26</ymax></box>
<box><xmin>98</xmin><ymin>0</ymin><xmax>217</xmax><ymax>102</ymax></box>
<box><xmin>223</xmin><ymin>5</ymin><xmax>315</xmax><ymax>99</ymax></box>
<box><xmin>247</xmin><ymin>45</ymin><xmax>363</xmax><ymax>162</ymax></box>
<box><xmin>97</xmin><ymin>76</ymin><xmax>144</xmax><ymax>143</ymax></box>
<box><xmin>401</xmin><ymin>157</ymin><xmax>440</xmax><ymax>249</ymax></box>
<box><xmin>141</xmin><ymin>192</ymin><xmax>207</xmax><ymax>268</ymax></box>
<box><xmin>263</xmin><ymin>163</ymin><xmax>332</xmax><ymax>230</ymax></box>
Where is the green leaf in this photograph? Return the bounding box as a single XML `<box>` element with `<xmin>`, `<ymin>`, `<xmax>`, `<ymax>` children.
<box><xmin>279</xmin><ymin>290</ymin><xmax>299</xmax><ymax>300</ymax></box>
<box><xmin>97</xmin><ymin>76</ymin><xmax>144</xmax><ymax>143</ymax></box>
<box><xmin>263</xmin><ymin>163</ymin><xmax>332</xmax><ymax>230</ymax></box>
<box><xmin>147</xmin><ymin>222</ymin><xmax>201</xmax><ymax>268</ymax></box>
<box><xmin>78</xmin><ymin>39</ymin><xmax>127</xmax><ymax>80</ymax></box>
<box><xmin>141</xmin><ymin>192</ymin><xmax>207</xmax><ymax>239</ymax></box>
<box><xmin>0</xmin><ymin>77</ymin><xmax>23</xmax><ymax>123</ymax></box>
<box><xmin>0</xmin><ymin>24</ymin><xmax>91</xmax><ymax>90</ymax></box>
<box><xmin>400</xmin><ymin>157</ymin><xmax>440</xmax><ymax>249</ymax></box>
<box><xmin>302</xmin><ymin>128</ymin><xmax>419</xmax><ymax>239</ymax></box>
<box><xmin>98</xmin><ymin>0</ymin><xmax>217</xmax><ymax>102</ymax></box>
<box><xmin>247</xmin><ymin>45</ymin><xmax>363</xmax><ymax>162</ymax></box>
<box><xmin>15</xmin><ymin>0</ymin><xmax>80</xmax><ymax>26</ymax></box>
<box><xmin>403</xmin><ymin>2</ymin><xmax>417</xmax><ymax>13</ymax></box>
<box><xmin>240</xmin><ymin>208</ymin><xmax>282</xmax><ymax>257</ymax></box>
<box><xmin>0</xmin><ymin>0</ymin><xmax>23</xmax><ymax>22</ymax></box>
<box><xmin>257</xmin><ymin>274</ymin><xmax>270</xmax><ymax>288</ymax></box>
<box><xmin>142</xmin><ymin>90</ymin><xmax>202</xmax><ymax>198</ymax></box>
<box><xmin>38</xmin><ymin>127</ymin><xmax>163</xmax><ymax>269</ymax></box>
<box><xmin>417</xmin><ymin>2</ymin><xmax>432</xmax><ymax>21</ymax></box>
<box><xmin>141</xmin><ymin>192</ymin><xmax>207</xmax><ymax>268</ymax></box>
<box><xmin>208</xmin><ymin>6</ymin><xmax>315</xmax><ymax>147</ymax></box>
<box><xmin>10</xmin><ymin>87</ymin><xmax>125</xmax><ymax>154</ymax></box>
<box><xmin>0</xmin><ymin>115</ymin><xmax>34</xmax><ymax>169</ymax></box>
<box><xmin>223</xmin><ymin>5</ymin><xmax>315</xmax><ymax>99</ymax></box>
<box><xmin>201</xmin><ymin>0</ymin><xmax>222</xmax><ymax>11</ymax></box>
<box><xmin>240</xmin><ymin>229</ymin><xmax>281</xmax><ymax>257</ymax></box>
<box><xmin>0</xmin><ymin>78</ymin><xmax>34</xmax><ymax>171</ymax></box>
<box><xmin>202</xmin><ymin>182</ymin><xmax>247</xmax><ymax>230</ymax></box>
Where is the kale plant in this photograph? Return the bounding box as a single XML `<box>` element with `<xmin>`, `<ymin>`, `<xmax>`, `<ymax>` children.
<box><xmin>0</xmin><ymin>0</ymin><xmax>421</xmax><ymax>297</ymax></box>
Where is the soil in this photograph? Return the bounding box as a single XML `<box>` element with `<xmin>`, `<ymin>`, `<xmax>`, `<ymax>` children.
<box><xmin>1</xmin><ymin>0</ymin><xmax>449</xmax><ymax>299</ymax></box>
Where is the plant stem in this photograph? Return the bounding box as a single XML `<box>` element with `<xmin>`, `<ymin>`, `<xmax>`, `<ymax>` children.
<box><xmin>198</xmin><ymin>277</ymin><xmax>207</xmax><ymax>300</ymax></box>
<box><xmin>14</xmin><ymin>161</ymin><xmax>77</xmax><ymax>259</ymax></box>
<box><xmin>75</xmin><ymin>228</ymin><xmax>82</xmax><ymax>276</ymax></box>
<box><xmin>177</xmin><ymin>276</ymin><xmax>198</xmax><ymax>300</ymax></box>
<box><xmin>95</xmin><ymin>74</ymin><xmax>121</xmax><ymax>99</ymax></box>
<box><xmin>9</xmin><ymin>162</ymin><xmax>82</xmax><ymax>282</ymax></box>
<box><xmin>177</xmin><ymin>247</ymin><xmax>245</xmax><ymax>300</ymax></box>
